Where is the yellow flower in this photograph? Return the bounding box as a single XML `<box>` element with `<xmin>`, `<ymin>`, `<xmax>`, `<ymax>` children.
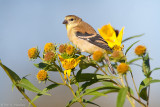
<box><xmin>66</xmin><ymin>45</ymin><xmax>75</xmax><ymax>55</ymax></box>
<box><xmin>58</xmin><ymin>54</ymin><xmax>82</xmax><ymax>80</ymax></box>
<box><xmin>135</xmin><ymin>45</ymin><xmax>146</xmax><ymax>56</ymax></box>
<box><xmin>37</xmin><ymin>70</ymin><xmax>48</xmax><ymax>81</ymax></box>
<box><xmin>117</xmin><ymin>63</ymin><xmax>129</xmax><ymax>74</ymax></box>
<box><xmin>92</xmin><ymin>51</ymin><xmax>103</xmax><ymax>61</ymax></box>
<box><xmin>111</xmin><ymin>50</ymin><xmax>124</xmax><ymax>59</ymax></box>
<box><xmin>98</xmin><ymin>24</ymin><xmax>124</xmax><ymax>51</ymax></box>
<box><xmin>59</xmin><ymin>44</ymin><xmax>67</xmax><ymax>53</ymax></box>
<box><xmin>28</xmin><ymin>47</ymin><xmax>39</xmax><ymax>59</ymax></box>
<box><xmin>44</xmin><ymin>52</ymin><xmax>55</xmax><ymax>62</ymax></box>
<box><xmin>44</xmin><ymin>43</ymin><xmax>55</xmax><ymax>53</ymax></box>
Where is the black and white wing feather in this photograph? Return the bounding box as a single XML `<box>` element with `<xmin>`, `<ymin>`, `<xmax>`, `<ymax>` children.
<box><xmin>76</xmin><ymin>31</ymin><xmax>113</xmax><ymax>52</ymax></box>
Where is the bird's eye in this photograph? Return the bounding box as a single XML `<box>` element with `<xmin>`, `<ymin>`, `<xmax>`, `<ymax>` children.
<box><xmin>70</xmin><ymin>18</ymin><xmax>74</xmax><ymax>21</ymax></box>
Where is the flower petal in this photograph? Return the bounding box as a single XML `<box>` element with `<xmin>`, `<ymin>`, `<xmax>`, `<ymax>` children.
<box><xmin>64</xmin><ymin>70</ymin><xmax>68</xmax><ymax>80</ymax></box>
<box><xmin>66</xmin><ymin>69</ymin><xmax>72</xmax><ymax>80</ymax></box>
<box><xmin>116</xmin><ymin>27</ymin><xmax>124</xmax><ymax>46</ymax></box>
<box><xmin>58</xmin><ymin>54</ymin><xmax>64</xmax><ymax>62</ymax></box>
<box><xmin>98</xmin><ymin>24</ymin><xmax>117</xmax><ymax>48</ymax></box>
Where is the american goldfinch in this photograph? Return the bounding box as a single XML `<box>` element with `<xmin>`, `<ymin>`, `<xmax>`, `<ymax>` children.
<box><xmin>63</xmin><ymin>15</ymin><xmax>115</xmax><ymax>74</ymax></box>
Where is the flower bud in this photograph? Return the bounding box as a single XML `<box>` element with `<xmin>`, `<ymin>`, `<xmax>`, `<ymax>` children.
<box><xmin>117</xmin><ymin>63</ymin><xmax>129</xmax><ymax>74</ymax></box>
<box><xmin>44</xmin><ymin>52</ymin><xmax>55</xmax><ymax>62</ymax></box>
<box><xmin>28</xmin><ymin>47</ymin><xmax>39</xmax><ymax>59</ymax></box>
<box><xmin>37</xmin><ymin>70</ymin><xmax>48</xmax><ymax>81</ymax></box>
<box><xmin>66</xmin><ymin>45</ymin><xmax>75</xmax><ymax>55</ymax></box>
<box><xmin>93</xmin><ymin>51</ymin><xmax>103</xmax><ymax>61</ymax></box>
<box><xmin>44</xmin><ymin>43</ymin><xmax>55</xmax><ymax>53</ymax></box>
<box><xmin>111</xmin><ymin>51</ymin><xmax>124</xmax><ymax>59</ymax></box>
<box><xmin>135</xmin><ymin>45</ymin><xmax>146</xmax><ymax>56</ymax></box>
<box><xmin>59</xmin><ymin>44</ymin><xmax>66</xmax><ymax>53</ymax></box>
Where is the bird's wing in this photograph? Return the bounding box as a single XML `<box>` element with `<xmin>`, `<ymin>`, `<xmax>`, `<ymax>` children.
<box><xmin>76</xmin><ymin>31</ymin><xmax>113</xmax><ymax>52</ymax></box>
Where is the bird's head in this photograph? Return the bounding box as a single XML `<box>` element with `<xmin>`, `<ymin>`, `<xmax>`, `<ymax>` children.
<box><xmin>63</xmin><ymin>15</ymin><xmax>82</xmax><ymax>29</ymax></box>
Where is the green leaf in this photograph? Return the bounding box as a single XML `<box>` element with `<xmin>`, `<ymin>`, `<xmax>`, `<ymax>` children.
<box><xmin>102</xmin><ymin>81</ymin><xmax>115</xmax><ymax>86</ymax></box>
<box><xmin>0</xmin><ymin>60</ymin><xmax>21</xmax><ymax>85</ymax></box>
<box><xmin>149</xmin><ymin>79</ymin><xmax>160</xmax><ymax>85</ymax></box>
<box><xmin>16</xmin><ymin>77</ymin><xmax>49</xmax><ymax>95</ymax></box>
<box><xmin>130</xmin><ymin>63</ymin><xmax>142</xmax><ymax>67</ymax></box>
<box><xmin>67</xmin><ymin>98</ymin><xmax>101</xmax><ymax>107</ymax></box>
<box><xmin>116</xmin><ymin>87</ymin><xmax>127</xmax><ymax>107</ymax></box>
<box><xmin>89</xmin><ymin>89</ymin><xmax>119</xmax><ymax>102</ymax></box>
<box><xmin>148</xmin><ymin>67</ymin><xmax>160</xmax><ymax>76</ymax></box>
<box><xmin>0</xmin><ymin>60</ymin><xmax>36</xmax><ymax>107</ymax></box>
<box><xmin>86</xmin><ymin>91</ymin><xmax>107</xmax><ymax>97</ymax></box>
<box><xmin>66</xmin><ymin>98</ymin><xmax>77</xmax><ymax>107</ymax></box>
<box><xmin>34</xmin><ymin>62</ymin><xmax>57</xmax><ymax>71</ymax></box>
<box><xmin>151</xmin><ymin>67</ymin><xmax>160</xmax><ymax>72</ymax></box>
<box><xmin>80</xmin><ymin>85</ymin><xmax>119</xmax><ymax>98</ymax></box>
<box><xmin>122</xmin><ymin>34</ymin><xmax>144</xmax><ymax>43</ymax></box>
<box><xmin>142</xmin><ymin>53</ymin><xmax>150</xmax><ymax>77</ymax></box>
<box><xmin>139</xmin><ymin>77</ymin><xmax>151</xmax><ymax>92</ymax></box>
<box><xmin>77</xmin><ymin>80</ymin><xmax>100</xmax><ymax>94</ymax></box>
<box><xmin>82</xmin><ymin>99</ymin><xmax>100</xmax><ymax>107</ymax></box>
<box><xmin>12</xmin><ymin>84</ymin><xmax>15</xmax><ymax>92</ymax></box>
<box><xmin>31</xmin><ymin>84</ymin><xmax>59</xmax><ymax>105</ymax></box>
<box><xmin>139</xmin><ymin>77</ymin><xmax>151</xmax><ymax>101</ymax></box>
<box><xmin>125</xmin><ymin>40</ymin><xmax>140</xmax><ymax>55</ymax></box>
<box><xmin>128</xmin><ymin>57</ymin><xmax>142</xmax><ymax>64</ymax></box>
<box><xmin>71</xmin><ymin>73</ymin><xmax>118</xmax><ymax>83</ymax></box>
<box><xmin>139</xmin><ymin>87</ymin><xmax>148</xmax><ymax>101</ymax></box>
<box><xmin>139</xmin><ymin>77</ymin><xmax>160</xmax><ymax>101</ymax></box>
<box><xmin>74</xmin><ymin>77</ymin><xmax>119</xmax><ymax>95</ymax></box>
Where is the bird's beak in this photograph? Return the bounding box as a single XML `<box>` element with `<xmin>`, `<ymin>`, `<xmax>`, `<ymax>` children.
<box><xmin>63</xmin><ymin>20</ymin><xmax>68</xmax><ymax>24</ymax></box>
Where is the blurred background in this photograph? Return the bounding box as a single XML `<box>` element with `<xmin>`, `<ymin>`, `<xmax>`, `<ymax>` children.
<box><xmin>0</xmin><ymin>0</ymin><xmax>160</xmax><ymax>107</ymax></box>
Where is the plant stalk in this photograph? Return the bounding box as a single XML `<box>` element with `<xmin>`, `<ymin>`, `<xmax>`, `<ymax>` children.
<box><xmin>130</xmin><ymin>70</ymin><xmax>141</xmax><ymax>100</ymax></box>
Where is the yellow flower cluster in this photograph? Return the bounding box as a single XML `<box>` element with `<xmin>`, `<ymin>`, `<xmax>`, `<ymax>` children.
<box><xmin>58</xmin><ymin>54</ymin><xmax>82</xmax><ymax>80</ymax></box>
<box><xmin>98</xmin><ymin>24</ymin><xmax>124</xmax><ymax>51</ymax></box>
<box><xmin>37</xmin><ymin>70</ymin><xmax>48</xmax><ymax>81</ymax></box>
<box><xmin>59</xmin><ymin>44</ymin><xmax>75</xmax><ymax>55</ymax></box>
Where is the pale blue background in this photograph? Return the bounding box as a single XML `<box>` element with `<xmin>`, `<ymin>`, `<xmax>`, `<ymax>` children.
<box><xmin>0</xmin><ymin>0</ymin><xmax>160</xmax><ymax>107</ymax></box>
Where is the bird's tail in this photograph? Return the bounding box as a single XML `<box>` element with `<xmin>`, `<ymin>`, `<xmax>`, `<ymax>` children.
<box><xmin>104</xmin><ymin>54</ymin><xmax>116</xmax><ymax>74</ymax></box>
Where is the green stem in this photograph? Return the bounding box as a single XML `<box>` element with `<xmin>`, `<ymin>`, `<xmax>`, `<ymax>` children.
<box><xmin>54</xmin><ymin>62</ymin><xmax>65</xmax><ymax>83</ymax></box>
<box><xmin>130</xmin><ymin>70</ymin><xmax>141</xmax><ymax>100</ymax></box>
<box><xmin>122</xmin><ymin>74</ymin><xmax>146</xmax><ymax>107</ymax></box>
<box><xmin>120</xmin><ymin>74</ymin><xmax>125</xmax><ymax>87</ymax></box>
<box><xmin>130</xmin><ymin>95</ymin><xmax>146</xmax><ymax>107</ymax></box>
<box><xmin>48</xmin><ymin>79</ymin><xmax>64</xmax><ymax>85</ymax></box>
<box><xmin>102</xmin><ymin>61</ymin><xmax>113</xmax><ymax>75</ymax></box>
<box><xmin>126</xmin><ymin>95</ymin><xmax>135</xmax><ymax>107</ymax></box>
<box><xmin>66</xmin><ymin>84</ymin><xmax>85</xmax><ymax>107</ymax></box>
<box><xmin>96</xmin><ymin>63</ymin><xmax>121</xmax><ymax>87</ymax></box>
<box><xmin>147</xmin><ymin>85</ymin><xmax>150</xmax><ymax>107</ymax></box>
<box><xmin>120</xmin><ymin>74</ymin><xmax>135</xmax><ymax>107</ymax></box>
<box><xmin>17</xmin><ymin>87</ymin><xmax>36</xmax><ymax>107</ymax></box>
<box><xmin>124</xmin><ymin>74</ymin><xmax>136</xmax><ymax>107</ymax></box>
<box><xmin>96</xmin><ymin>63</ymin><xmax>107</xmax><ymax>75</ymax></box>
<box><xmin>124</xmin><ymin>74</ymin><xmax>129</xmax><ymax>88</ymax></box>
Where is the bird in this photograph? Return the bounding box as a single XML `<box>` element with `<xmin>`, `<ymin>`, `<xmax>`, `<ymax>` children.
<box><xmin>62</xmin><ymin>15</ymin><xmax>115</xmax><ymax>74</ymax></box>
